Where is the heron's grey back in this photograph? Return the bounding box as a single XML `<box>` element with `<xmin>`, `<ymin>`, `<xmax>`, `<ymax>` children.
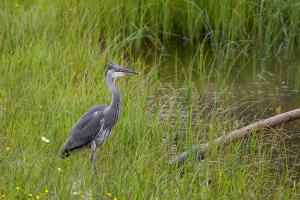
<box><xmin>61</xmin><ymin>104</ymin><xmax>107</xmax><ymax>157</ymax></box>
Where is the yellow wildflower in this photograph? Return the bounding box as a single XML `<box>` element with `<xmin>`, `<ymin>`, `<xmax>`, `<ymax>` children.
<box><xmin>29</xmin><ymin>194</ymin><xmax>33</xmax><ymax>197</ymax></box>
<box><xmin>45</xmin><ymin>189</ymin><xmax>49</xmax><ymax>193</ymax></box>
<box><xmin>16</xmin><ymin>187</ymin><xmax>20</xmax><ymax>190</ymax></box>
<box><xmin>3</xmin><ymin>107</ymin><xmax>6</xmax><ymax>111</ymax></box>
<box><xmin>114</xmin><ymin>198</ymin><xmax>118</xmax><ymax>200</ymax></box>
<box><xmin>36</xmin><ymin>195</ymin><xmax>40</xmax><ymax>199</ymax></box>
<box><xmin>6</xmin><ymin>147</ymin><xmax>9</xmax><ymax>150</ymax></box>
<box><xmin>39</xmin><ymin>105</ymin><xmax>43</xmax><ymax>108</ymax></box>
<box><xmin>2</xmin><ymin>195</ymin><xmax>5</xmax><ymax>198</ymax></box>
<box><xmin>57</xmin><ymin>167</ymin><xmax>61</xmax><ymax>171</ymax></box>
<box><xmin>107</xmin><ymin>193</ymin><xmax>112</xmax><ymax>197</ymax></box>
<box><xmin>15</xmin><ymin>4</ymin><xmax>19</xmax><ymax>8</ymax></box>
<box><xmin>81</xmin><ymin>195</ymin><xmax>84</xmax><ymax>198</ymax></box>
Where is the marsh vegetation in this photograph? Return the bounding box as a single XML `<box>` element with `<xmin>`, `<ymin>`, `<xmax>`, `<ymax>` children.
<box><xmin>1</xmin><ymin>1</ymin><xmax>300</xmax><ymax>199</ymax></box>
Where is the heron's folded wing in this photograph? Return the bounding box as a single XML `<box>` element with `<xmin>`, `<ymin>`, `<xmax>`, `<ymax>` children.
<box><xmin>64</xmin><ymin>104</ymin><xmax>107</xmax><ymax>150</ymax></box>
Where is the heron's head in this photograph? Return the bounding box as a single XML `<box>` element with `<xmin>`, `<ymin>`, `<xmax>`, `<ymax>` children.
<box><xmin>105</xmin><ymin>61</ymin><xmax>139</xmax><ymax>79</ymax></box>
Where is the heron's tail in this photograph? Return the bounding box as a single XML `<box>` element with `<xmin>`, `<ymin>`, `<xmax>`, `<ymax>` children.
<box><xmin>60</xmin><ymin>142</ymin><xmax>71</xmax><ymax>158</ymax></box>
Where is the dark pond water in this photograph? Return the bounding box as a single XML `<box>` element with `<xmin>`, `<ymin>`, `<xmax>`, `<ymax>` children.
<box><xmin>147</xmin><ymin>45</ymin><xmax>300</xmax><ymax>172</ymax></box>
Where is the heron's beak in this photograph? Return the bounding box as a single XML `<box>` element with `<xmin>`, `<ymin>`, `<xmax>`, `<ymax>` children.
<box><xmin>123</xmin><ymin>69</ymin><xmax>139</xmax><ymax>75</ymax></box>
<box><xmin>112</xmin><ymin>68</ymin><xmax>139</xmax><ymax>78</ymax></box>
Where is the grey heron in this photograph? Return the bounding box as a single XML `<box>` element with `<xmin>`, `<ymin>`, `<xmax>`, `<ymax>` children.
<box><xmin>61</xmin><ymin>61</ymin><xmax>139</xmax><ymax>169</ymax></box>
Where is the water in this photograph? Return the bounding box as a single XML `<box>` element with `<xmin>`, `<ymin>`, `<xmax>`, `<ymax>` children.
<box><xmin>147</xmin><ymin>45</ymin><xmax>300</xmax><ymax>171</ymax></box>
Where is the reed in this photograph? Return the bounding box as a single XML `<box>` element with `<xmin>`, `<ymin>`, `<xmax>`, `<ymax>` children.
<box><xmin>1</xmin><ymin>1</ymin><xmax>299</xmax><ymax>55</ymax></box>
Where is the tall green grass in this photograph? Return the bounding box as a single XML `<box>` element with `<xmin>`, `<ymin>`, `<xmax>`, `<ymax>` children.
<box><xmin>1</xmin><ymin>1</ymin><xmax>300</xmax><ymax>56</ymax></box>
<box><xmin>1</xmin><ymin>1</ymin><xmax>299</xmax><ymax>199</ymax></box>
<box><xmin>2</xmin><ymin>53</ymin><xmax>299</xmax><ymax>198</ymax></box>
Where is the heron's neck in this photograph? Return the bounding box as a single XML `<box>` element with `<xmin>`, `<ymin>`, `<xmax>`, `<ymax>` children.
<box><xmin>106</xmin><ymin>78</ymin><xmax>122</xmax><ymax>114</ymax></box>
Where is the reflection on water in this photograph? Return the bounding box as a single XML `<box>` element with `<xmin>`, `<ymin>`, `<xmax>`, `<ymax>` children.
<box><xmin>147</xmin><ymin>46</ymin><xmax>300</xmax><ymax>171</ymax></box>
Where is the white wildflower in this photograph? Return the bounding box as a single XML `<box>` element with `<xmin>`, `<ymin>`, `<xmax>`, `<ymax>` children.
<box><xmin>41</xmin><ymin>136</ymin><xmax>50</xmax><ymax>143</ymax></box>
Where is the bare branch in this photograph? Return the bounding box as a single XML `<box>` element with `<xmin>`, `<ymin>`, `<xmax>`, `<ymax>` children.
<box><xmin>169</xmin><ymin>108</ymin><xmax>300</xmax><ymax>167</ymax></box>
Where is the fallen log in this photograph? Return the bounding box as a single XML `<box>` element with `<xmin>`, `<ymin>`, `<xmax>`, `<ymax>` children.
<box><xmin>169</xmin><ymin>108</ymin><xmax>300</xmax><ymax>167</ymax></box>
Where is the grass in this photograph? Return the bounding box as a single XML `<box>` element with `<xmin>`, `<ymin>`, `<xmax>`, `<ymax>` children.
<box><xmin>2</xmin><ymin>58</ymin><xmax>299</xmax><ymax>198</ymax></box>
<box><xmin>1</xmin><ymin>0</ymin><xmax>300</xmax><ymax>55</ymax></box>
<box><xmin>1</xmin><ymin>0</ymin><xmax>300</xmax><ymax>199</ymax></box>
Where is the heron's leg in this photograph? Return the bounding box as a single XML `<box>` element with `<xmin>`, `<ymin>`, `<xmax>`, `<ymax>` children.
<box><xmin>91</xmin><ymin>140</ymin><xmax>97</xmax><ymax>171</ymax></box>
